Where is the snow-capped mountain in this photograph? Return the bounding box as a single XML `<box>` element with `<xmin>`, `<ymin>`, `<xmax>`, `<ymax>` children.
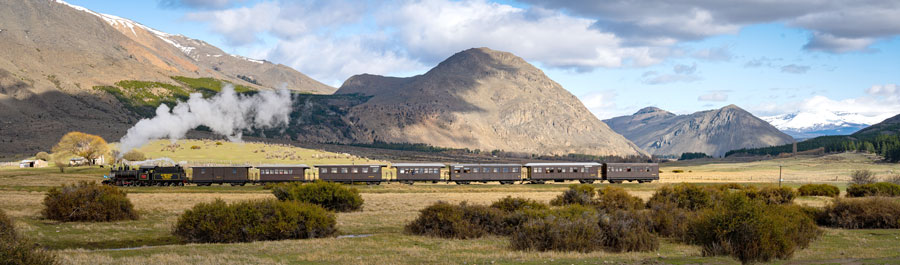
<box><xmin>762</xmin><ymin>111</ymin><xmax>896</xmax><ymax>139</ymax></box>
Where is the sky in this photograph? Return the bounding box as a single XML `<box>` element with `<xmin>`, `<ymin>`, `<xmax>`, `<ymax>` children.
<box><xmin>66</xmin><ymin>0</ymin><xmax>900</xmax><ymax>122</ymax></box>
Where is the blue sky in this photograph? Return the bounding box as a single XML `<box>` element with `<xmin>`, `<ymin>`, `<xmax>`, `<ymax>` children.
<box><xmin>66</xmin><ymin>0</ymin><xmax>900</xmax><ymax>121</ymax></box>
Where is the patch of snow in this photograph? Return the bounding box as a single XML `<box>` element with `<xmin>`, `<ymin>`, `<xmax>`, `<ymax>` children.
<box><xmin>762</xmin><ymin>111</ymin><xmax>893</xmax><ymax>132</ymax></box>
<box><xmin>230</xmin><ymin>54</ymin><xmax>265</xmax><ymax>64</ymax></box>
<box><xmin>53</xmin><ymin>0</ymin><xmax>196</xmax><ymax>55</ymax></box>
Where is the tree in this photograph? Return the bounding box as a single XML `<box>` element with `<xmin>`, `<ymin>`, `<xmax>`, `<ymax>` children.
<box><xmin>51</xmin><ymin>152</ymin><xmax>70</xmax><ymax>173</ymax></box>
<box><xmin>51</xmin><ymin>132</ymin><xmax>109</xmax><ymax>166</ymax></box>
<box><xmin>121</xmin><ymin>150</ymin><xmax>146</xmax><ymax>161</ymax></box>
<box><xmin>35</xmin><ymin>151</ymin><xmax>50</xmax><ymax>161</ymax></box>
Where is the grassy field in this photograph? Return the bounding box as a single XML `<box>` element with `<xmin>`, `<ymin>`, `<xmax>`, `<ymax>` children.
<box><xmin>1</xmin><ymin>152</ymin><xmax>899</xmax><ymax>264</ymax></box>
<box><xmin>133</xmin><ymin>139</ymin><xmax>385</xmax><ymax>166</ymax></box>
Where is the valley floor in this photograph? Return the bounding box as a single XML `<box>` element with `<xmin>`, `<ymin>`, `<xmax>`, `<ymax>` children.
<box><xmin>1</xmin><ymin>152</ymin><xmax>898</xmax><ymax>264</ymax></box>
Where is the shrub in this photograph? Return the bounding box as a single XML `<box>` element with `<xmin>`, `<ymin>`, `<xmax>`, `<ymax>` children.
<box><xmin>405</xmin><ymin>201</ymin><xmax>505</xmax><ymax>239</ymax></box>
<box><xmin>846</xmin><ymin>182</ymin><xmax>900</xmax><ymax>197</ymax></box>
<box><xmin>190</xmin><ymin>145</ymin><xmax>201</xmax><ymax>150</ymax></box>
<box><xmin>1</xmin><ymin>210</ymin><xmax>58</xmax><ymax>265</ymax></box>
<box><xmin>798</xmin><ymin>184</ymin><xmax>840</xmax><ymax>197</ymax></box>
<box><xmin>550</xmin><ymin>184</ymin><xmax>596</xmax><ymax>206</ymax></box>
<box><xmin>598</xmin><ymin>210</ymin><xmax>659</xmax><ymax>252</ymax></box>
<box><xmin>510</xmin><ymin>214</ymin><xmax>603</xmax><ymax>252</ymax></box>
<box><xmin>850</xmin><ymin>169</ymin><xmax>876</xmax><ymax>185</ymax></box>
<box><xmin>886</xmin><ymin>175</ymin><xmax>900</xmax><ymax>185</ymax></box>
<box><xmin>647</xmin><ymin>183</ymin><xmax>713</xmax><ymax>210</ymax></box>
<box><xmin>744</xmin><ymin>186</ymin><xmax>797</xmax><ymax>204</ymax></box>
<box><xmin>686</xmin><ymin>193</ymin><xmax>821</xmax><ymax>264</ymax></box>
<box><xmin>272</xmin><ymin>181</ymin><xmax>364</xmax><ymax>212</ymax></box>
<box><xmin>121</xmin><ymin>150</ymin><xmax>146</xmax><ymax>161</ymax></box>
<box><xmin>595</xmin><ymin>186</ymin><xmax>644</xmax><ymax>211</ymax></box>
<box><xmin>819</xmin><ymin>197</ymin><xmax>900</xmax><ymax>229</ymax></box>
<box><xmin>672</xmin><ymin>170</ymin><xmax>684</xmax><ymax>173</ymax></box>
<box><xmin>491</xmin><ymin>196</ymin><xmax>549</xmax><ymax>212</ymax></box>
<box><xmin>648</xmin><ymin>200</ymin><xmax>694</xmax><ymax>239</ymax></box>
<box><xmin>42</xmin><ymin>181</ymin><xmax>138</xmax><ymax>222</ymax></box>
<box><xmin>174</xmin><ymin>199</ymin><xmax>336</xmax><ymax>243</ymax></box>
<box><xmin>35</xmin><ymin>151</ymin><xmax>50</xmax><ymax>161</ymax></box>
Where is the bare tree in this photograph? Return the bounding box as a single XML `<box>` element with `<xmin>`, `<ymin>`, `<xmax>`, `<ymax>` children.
<box><xmin>850</xmin><ymin>169</ymin><xmax>877</xmax><ymax>185</ymax></box>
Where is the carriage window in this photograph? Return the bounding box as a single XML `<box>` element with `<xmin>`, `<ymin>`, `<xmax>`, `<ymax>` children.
<box><xmin>373</xmin><ymin>167</ymin><xmax>380</xmax><ymax>173</ymax></box>
<box><xmin>352</xmin><ymin>168</ymin><xmax>359</xmax><ymax>173</ymax></box>
<box><xmin>533</xmin><ymin>167</ymin><xmax>539</xmax><ymax>173</ymax></box>
<box><xmin>330</xmin><ymin>168</ymin><xmax>337</xmax><ymax>173</ymax></box>
<box><xmin>503</xmin><ymin>167</ymin><xmax>509</xmax><ymax>173</ymax></box>
<box><xmin>454</xmin><ymin>169</ymin><xmax>461</xmax><ymax>173</ymax></box>
<box><xmin>473</xmin><ymin>168</ymin><xmax>479</xmax><ymax>173</ymax></box>
<box><xmin>201</xmin><ymin>169</ymin><xmax>206</xmax><ymax>174</ymax></box>
<box><xmin>289</xmin><ymin>169</ymin><xmax>293</xmax><ymax>174</ymax></box>
<box><xmin>399</xmin><ymin>169</ymin><xmax>406</xmax><ymax>174</ymax></box>
<box><xmin>232</xmin><ymin>169</ymin><xmax>237</xmax><ymax>174</ymax></box>
<box><xmin>512</xmin><ymin>167</ymin><xmax>518</xmax><ymax>173</ymax></box>
<box><xmin>341</xmin><ymin>168</ymin><xmax>348</xmax><ymax>173</ymax></box>
<box><xmin>627</xmin><ymin>168</ymin><xmax>632</xmax><ymax>172</ymax></box>
<box><xmin>493</xmin><ymin>168</ymin><xmax>499</xmax><ymax>173</ymax></box>
<box><xmin>321</xmin><ymin>168</ymin><xmax>327</xmax><ymax>173</ymax></box>
<box><xmin>362</xmin><ymin>168</ymin><xmax>369</xmax><ymax>173</ymax></box>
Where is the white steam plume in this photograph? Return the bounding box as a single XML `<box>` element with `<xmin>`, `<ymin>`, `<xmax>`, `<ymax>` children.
<box><xmin>118</xmin><ymin>85</ymin><xmax>293</xmax><ymax>156</ymax></box>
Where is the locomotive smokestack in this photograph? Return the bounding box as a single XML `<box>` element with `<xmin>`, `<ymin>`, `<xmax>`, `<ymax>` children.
<box><xmin>117</xmin><ymin>84</ymin><xmax>293</xmax><ymax>157</ymax></box>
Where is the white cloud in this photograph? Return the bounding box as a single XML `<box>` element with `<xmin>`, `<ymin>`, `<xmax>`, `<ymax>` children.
<box><xmin>780</xmin><ymin>64</ymin><xmax>811</xmax><ymax>74</ymax></box>
<box><xmin>266</xmin><ymin>35</ymin><xmax>426</xmax><ymax>86</ymax></box>
<box><xmin>641</xmin><ymin>63</ymin><xmax>700</xmax><ymax>85</ymax></box>
<box><xmin>159</xmin><ymin>0</ymin><xmax>245</xmax><ymax>9</ymax></box>
<box><xmin>698</xmin><ymin>91</ymin><xmax>729</xmax><ymax>102</ymax></box>
<box><xmin>522</xmin><ymin>0</ymin><xmax>900</xmax><ymax>53</ymax></box>
<box><xmin>580</xmin><ymin>90</ymin><xmax>628</xmax><ymax>119</ymax></box>
<box><xmin>752</xmin><ymin>84</ymin><xmax>900</xmax><ymax>128</ymax></box>
<box><xmin>185</xmin><ymin>0</ymin><xmax>675</xmax><ymax>83</ymax></box>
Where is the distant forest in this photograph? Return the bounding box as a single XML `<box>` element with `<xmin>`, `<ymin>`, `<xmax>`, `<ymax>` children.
<box><xmin>726</xmin><ymin>134</ymin><xmax>900</xmax><ymax>163</ymax></box>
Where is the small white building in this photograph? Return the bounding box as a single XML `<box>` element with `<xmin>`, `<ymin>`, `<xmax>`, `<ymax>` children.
<box><xmin>19</xmin><ymin>160</ymin><xmax>48</xmax><ymax>168</ymax></box>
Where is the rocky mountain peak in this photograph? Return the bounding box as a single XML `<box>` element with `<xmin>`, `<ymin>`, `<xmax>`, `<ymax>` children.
<box><xmin>332</xmin><ymin>47</ymin><xmax>647</xmax><ymax>157</ymax></box>
<box><xmin>605</xmin><ymin>104</ymin><xmax>793</xmax><ymax>157</ymax></box>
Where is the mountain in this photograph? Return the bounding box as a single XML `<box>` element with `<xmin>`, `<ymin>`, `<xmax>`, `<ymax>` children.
<box><xmin>0</xmin><ymin>0</ymin><xmax>332</xmax><ymax>158</ymax></box>
<box><xmin>762</xmin><ymin>110</ymin><xmax>892</xmax><ymax>139</ymax></box>
<box><xmin>325</xmin><ymin>47</ymin><xmax>647</xmax><ymax>157</ymax></box>
<box><xmin>853</xmin><ymin>113</ymin><xmax>900</xmax><ymax>138</ymax></box>
<box><xmin>604</xmin><ymin>105</ymin><xmax>794</xmax><ymax>157</ymax></box>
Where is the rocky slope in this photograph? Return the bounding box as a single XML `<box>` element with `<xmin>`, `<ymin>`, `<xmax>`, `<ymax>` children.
<box><xmin>0</xmin><ymin>0</ymin><xmax>332</xmax><ymax>158</ymax></box>
<box><xmin>328</xmin><ymin>47</ymin><xmax>647</xmax><ymax>157</ymax></box>
<box><xmin>604</xmin><ymin>105</ymin><xmax>794</xmax><ymax>157</ymax></box>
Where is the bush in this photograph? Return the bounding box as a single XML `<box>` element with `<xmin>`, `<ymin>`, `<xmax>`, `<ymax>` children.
<box><xmin>1</xmin><ymin>210</ymin><xmax>58</xmax><ymax>265</ymax></box>
<box><xmin>121</xmin><ymin>150</ymin><xmax>146</xmax><ymax>161</ymax></box>
<box><xmin>744</xmin><ymin>186</ymin><xmax>797</xmax><ymax>204</ymax></box>
<box><xmin>490</xmin><ymin>196</ymin><xmax>548</xmax><ymax>212</ymax></box>
<box><xmin>35</xmin><ymin>151</ymin><xmax>50</xmax><ymax>161</ymax></box>
<box><xmin>798</xmin><ymin>184</ymin><xmax>840</xmax><ymax>197</ymax></box>
<box><xmin>595</xmin><ymin>186</ymin><xmax>644</xmax><ymax>211</ymax></box>
<box><xmin>272</xmin><ymin>181</ymin><xmax>364</xmax><ymax>212</ymax></box>
<box><xmin>510</xmin><ymin>214</ymin><xmax>603</xmax><ymax>252</ymax></box>
<box><xmin>550</xmin><ymin>184</ymin><xmax>596</xmax><ymax>206</ymax></box>
<box><xmin>886</xmin><ymin>175</ymin><xmax>900</xmax><ymax>185</ymax></box>
<box><xmin>647</xmin><ymin>183</ymin><xmax>713</xmax><ymax>210</ymax></box>
<box><xmin>174</xmin><ymin>199</ymin><xmax>336</xmax><ymax>243</ymax></box>
<box><xmin>850</xmin><ymin>169</ymin><xmax>876</xmax><ymax>185</ymax></box>
<box><xmin>648</xmin><ymin>200</ymin><xmax>694</xmax><ymax>239</ymax></box>
<box><xmin>686</xmin><ymin>193</ymin><xmax>821</xmax><ymax>264</ymax></box>
<box><xmin>190</xmin><ymin>145</ymin><xmax>201</xmax><ymax>150</ymax></box>
<box><xmin>405</xmin><ymin>201</ymin><xmax>505</xmax><ymax>239</ymax></box>
<box><xmin>42</xmin><ymin>181</ymin><xmax>138</xmax><ymax>222</ymax></box>
<box><xmin>820</xmin><ymin>197</ymin><xmax>900</xmax><ymax>229</ymax></box>
<box><xmin>598</xmin><ymin>210</ymin><xmax>659</xmax><ymax>252</ymax></box>
<box><xmin>672</xmin><ymin>170</ymin><xmax>684</xmax><ymax>173</ymax></box>
<box><xmin>846</xmin><ymin>182</ymin><xmax>900</xmax><ymax>197</ymax></box>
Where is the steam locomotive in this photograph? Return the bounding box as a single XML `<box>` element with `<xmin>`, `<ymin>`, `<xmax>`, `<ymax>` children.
<box><xmin>102</xmin><ymin>162</ymin><xmax>658</xmax><ymax>186</ymax></box>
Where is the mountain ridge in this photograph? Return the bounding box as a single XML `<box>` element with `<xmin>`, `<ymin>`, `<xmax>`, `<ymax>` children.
<box><xmin>605</xmin><ymin>105</ymin><xmax>794</xmax><ymax>157</ymax></box>
<box><xmin>330</xmin><ymin>47</ymin><xmax>648</xmax><ymax>157</ymax></box>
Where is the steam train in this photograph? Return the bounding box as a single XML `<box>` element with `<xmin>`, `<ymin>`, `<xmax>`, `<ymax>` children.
<box><xmin>102</xmin><ymin>162</ymin><xmax>658</xmax><ymax>186</ymax></box>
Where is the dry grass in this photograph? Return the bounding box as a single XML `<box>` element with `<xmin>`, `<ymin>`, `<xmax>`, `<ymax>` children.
<box><xmin>661</xmin><ymin>153</ymin><xmax>900</xmax><ymax>184</ymax></box>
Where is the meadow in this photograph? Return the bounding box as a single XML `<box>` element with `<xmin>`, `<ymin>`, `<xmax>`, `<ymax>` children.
<box><xmin>1</xmin><ymin>149</ymin><xmax>899</xmax><ymax>264</ymax></box>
